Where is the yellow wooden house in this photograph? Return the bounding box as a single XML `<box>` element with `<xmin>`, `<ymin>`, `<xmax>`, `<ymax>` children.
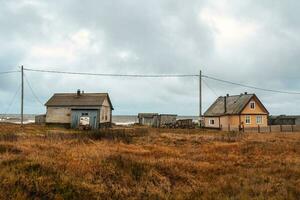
<box><xmin>204</xmin><ymin>93</ymin><xmax>269</xmax><ymax>130</ymax></box>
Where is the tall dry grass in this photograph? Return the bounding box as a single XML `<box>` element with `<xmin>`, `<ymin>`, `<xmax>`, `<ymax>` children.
<box><xmin>0</xmin><ymin>123</ymin><xmax>299</xmax><ymax>199</ymax></box>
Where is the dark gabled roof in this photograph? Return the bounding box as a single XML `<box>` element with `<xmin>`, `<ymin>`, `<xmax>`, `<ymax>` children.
<box><xmin>45</xmin><ymin>93</ymin><xmax>114</xmax><ymax>109</ymax></box>
<box><xmin>204</xmin><ymin>94</ymin><xmax>268</xmax><ymax>116</ymax></box>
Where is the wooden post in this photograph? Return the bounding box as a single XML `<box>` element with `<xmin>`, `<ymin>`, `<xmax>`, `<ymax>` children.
<box><xmin>291</xmin><ymin>125</ymin><xmax>294</xmax><ymax>132</ymax></box>
<box><xmin>21</xmin><ymin>65</ymin><xmax>24</xmax><ymax>127</ymax></box>
<box><xmin>280</xmin><ymin>124</ymin><xmax>282</xmax><ymax>132</ymax></box>
<box><xmin>258</xmin><ymin>125</ymin><xmax>260</xmax><ymax>133</ymax></box>
<box><xmin>199</xmin><ymin>70</ymin><xmax>202</xmax><ymax>128</ymax></box>
<box><xmin>228</xmin><ymin>124</ymin><xmax>230</xmax><ymax>132</ymax></box>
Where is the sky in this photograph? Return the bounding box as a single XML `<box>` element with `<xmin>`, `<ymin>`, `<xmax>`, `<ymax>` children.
<box><xmin>0</xmin><ymin>0</ymin><xmax>300</xmax><ymax>115</ymax></box>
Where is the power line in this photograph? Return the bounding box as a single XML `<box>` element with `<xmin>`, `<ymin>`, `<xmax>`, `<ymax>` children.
<box><xmin>0</xmin><ymin>70</ymin><xmax>20</xmax><ymax>75</ymax></box>
<box><xmin>202</xmin><ymin>79</ymin><xmax>219</xmax><ymax>97</ymax></box>
<box><xmin>202</xmin><ymin>75</ymin><xmax>300</xmax><ymax>95</ymax></box>
<box><xmin>24</xmin><ymin>73</ymin><xmax>44</xmax><ymax>106</ymax></box>
<box><xmin>23</xmin><ymin>67</ymin><xmax>300</xmax><ymax>95</ymax></box>
<box><xmin>3</xmin><ymin>84</ymin><xmax>21</xmax><ymax>115</ymax></box>
<box><xmin>24</xmin><ymin>68</ymin><xmax>199</xmax><ymax>78</ymax></box>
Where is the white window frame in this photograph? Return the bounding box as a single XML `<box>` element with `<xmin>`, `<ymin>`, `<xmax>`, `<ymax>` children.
<box><xmin>250</xmin><ymin>101</ymin><xmax>255</xmax><ymax>109</ymax></box>
<box><xmin>209</xmin><ymin>119</ymin><xmax>215</xmax><ymax>125</ymax></box>
<box><xmin>245</xmin><ymin>115</ymin><xmax>251</xmax><ymax>124</ymax></box>
<box><xmin>256</xmin><ymin>116</ymin><xmax>263</xmax><ymax>124</ymax></box>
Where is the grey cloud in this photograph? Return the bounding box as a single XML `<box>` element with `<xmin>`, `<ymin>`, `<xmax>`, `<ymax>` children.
<box><xmin>0</xmin><ymin>0</ymin><xmax>300</xmax><ymax>115</ymax></box>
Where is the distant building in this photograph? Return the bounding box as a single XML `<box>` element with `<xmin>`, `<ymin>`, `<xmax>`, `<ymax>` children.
<box><xmin>138</xmin><ymin>113</ymin><xmax>159</xmax><ymax>127</ymax></box>
<box><xmin>269</xmin><ymin>115</ymin><xmax>300</xmax><ymax>125</ymax></box>
<box><xmin>158</xmin><ymin>114</ymin><xmax>177</xmax><ymax>127</ymax></box>
<box><xmin>35</xmin><ymin>114</ymin><xmax>46</xmax><ymax>125</ymax></box>
<box><xmin>138</xmin><ymin>113</ymin><xmax>177</xmax><ymax>127</ymax></box>
<box><xmin>45</xmin><ymin>90</ymin><xmax>114</xmax><ymax>129</ymax></box>
<box><xmin>204</xmin><ymin>93</ymin><xmax>269</xmax><ymax>129</ymax></box>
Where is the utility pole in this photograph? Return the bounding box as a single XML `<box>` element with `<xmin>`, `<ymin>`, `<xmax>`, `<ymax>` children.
<box><xmin>21</xmin><ymin>65</ymin><xmax>24</xmax><ymax>127</ymax></box>
<box><xmin>199</xmin><ymin>70</ymin><xmax>202</xmax><ymax>127</ymax></box>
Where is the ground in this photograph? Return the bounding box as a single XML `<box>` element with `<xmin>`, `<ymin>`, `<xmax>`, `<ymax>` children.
<box><xmin>0</xmin><ymin>124</ymin><xmax>299</xmax><ymax>200</ymax></box>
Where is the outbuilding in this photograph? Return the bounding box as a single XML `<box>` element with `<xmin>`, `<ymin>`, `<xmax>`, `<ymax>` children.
<box><xmin>45</xmin><ymin>90</ymin><xmax>114</xmax><ymax>129</ymax></box>
<box><xmin>138</xmin><ymin>113</ymin><xmax>159</xmax><ymax>127</ymax></box>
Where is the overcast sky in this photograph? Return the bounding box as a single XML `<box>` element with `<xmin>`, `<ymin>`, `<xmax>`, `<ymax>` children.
<box><xmin>0</xmin><ymin>0</ymin><xmax>300</xmax><ymax>115</ymax></box>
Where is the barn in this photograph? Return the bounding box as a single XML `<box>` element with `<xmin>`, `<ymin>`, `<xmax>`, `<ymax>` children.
<box><xmin>45</xmin><ymin>90</ymin><xmax>114</xmax><ymax>129</ymax></box>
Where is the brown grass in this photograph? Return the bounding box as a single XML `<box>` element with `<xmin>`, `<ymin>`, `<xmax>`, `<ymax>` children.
<box><xmin>0</xmin><ymin>123</ymin><xmax>299</xmax><ymax>199</ymax></box>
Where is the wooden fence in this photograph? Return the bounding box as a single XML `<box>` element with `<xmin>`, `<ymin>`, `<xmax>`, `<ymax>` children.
<box><xmin>221</xmin><ymin>125</ymin><xmax>300</xmax><ymax>133</ymax></box>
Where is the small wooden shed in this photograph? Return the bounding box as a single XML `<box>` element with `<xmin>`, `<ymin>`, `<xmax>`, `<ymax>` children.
<box><xmin>158</xmin><ymin>114</ymin><xmax>177</xmax><ymax>127</ymax></box>
<box><xmin>138</xmin><ymin>113</ymin><xmax>159</xmax><ymax>127</ymax></box>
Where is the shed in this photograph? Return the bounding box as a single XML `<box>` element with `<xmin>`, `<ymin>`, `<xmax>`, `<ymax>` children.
<box><xmin>138</xmin><ymin>113</ymin><xmax>159</xmax><ymax>127</ymax></box>
<box><xmin>159</xmin><ymin>114</ymin><xmax>177</xmax><ymax>127</ymax></box>
<box><xmin>35</xmin><ymin>114</ymin><xmax>46</xmax><ymax>125</ymax></box>
<box><xmin>269</xmin><ymin>115</ymin><xmax>300</xmax><ymax>125</ymax></box>
<box><xmin>45</xmin><ymin>90</ymin><xmax>114</xmax><ymax>129</ymax></box>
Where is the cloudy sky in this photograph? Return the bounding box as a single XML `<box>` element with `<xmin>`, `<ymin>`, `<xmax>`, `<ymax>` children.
<box><xmin>0</xmin><ymin>0</ymin><xmax>300</xmax><ymax>115</ymax></box>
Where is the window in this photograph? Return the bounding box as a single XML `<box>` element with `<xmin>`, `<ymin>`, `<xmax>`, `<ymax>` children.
<box><xmin>209</xmin><ymin>119</ymin><xmax>215</xmax><ymax>125</ymax></box>
<box><xmin>82</xmin><ymin>113</ymin><xmax>88</xmax><ymax>116</ymax></box>
<box><xmin>250</xmin><ymin>101</ymin><xmax>255</xmax><ymax>109</ymax></box>
<box><xmin>245</xmin><ymin>115</ymin><xmax>251</xmax><ymax>124</ymax></box>
<box><xmin>256</xmin><ymin>116</ymin><xmax>263</xmax><ymax>124</ymax></box>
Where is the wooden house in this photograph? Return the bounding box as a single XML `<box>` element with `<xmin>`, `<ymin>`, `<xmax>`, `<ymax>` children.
<box><xmin>45</xmin><ymin>90</ymin><xmax>114</xmax><ymax>129</ymax></box>
<box><xmin>204</xmin><ymin>93</ymin><xmax>269</xmax><ymax>130</ymax></box>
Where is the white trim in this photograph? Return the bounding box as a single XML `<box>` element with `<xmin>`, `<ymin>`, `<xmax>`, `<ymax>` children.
<box><xmin>250</xmin><ymin>101</ymin><xmax>255</xmax><ymax>109</ymax></box>
<box><xmin>209</xmin><ymin>119</ymin><xmax>215</xmax><ymax>125</ymax></box>
<box><xmin>245</xmin><ymin>115</ymin><xmax>251</xmax><ymax>124</ymax></box>
<box><xmin>256</xmin><ymin>115</ymin><xmax>263</xmax><ymax>124</ymax></box>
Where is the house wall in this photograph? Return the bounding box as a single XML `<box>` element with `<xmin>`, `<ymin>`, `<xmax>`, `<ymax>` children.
<box><xmin>241</xmin><ymin>98</ymin><xmax>267</xmax><ymax>114</ymax></box>
<box><xmin>204</xmin><ymin>117</ymin><xmax>220</xmax><ymax>128</ymax></box>
<box><xmin>100</xmin><ymin>98</ymin><xmax>112</xmax><ymax>123</ymax></box>
<box><xmin>46</xmin><ymin>107</ymin><xmax>71</xmax><ymax>124</ymax></box>
<box><xmin>240</xmin><ymin>97</ymin><xmax>268</xmax><ymax>127</ymax></box>
<box><xmin>240</xmin><ymin>114</ymin><xmax>268</xmax><ymax>127</ymax></box>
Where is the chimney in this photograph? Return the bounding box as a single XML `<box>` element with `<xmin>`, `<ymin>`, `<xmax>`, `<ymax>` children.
<box><xmin>224</xmin><ymin>96</ymin><xmax>227</xmax><ymax>114</ymax></box>
<box><xmin>244</xmin><ymin>92</ymin><xmax>248</xmax><ymax>95</ymax></box>
<box><xmin>77</xmin><ymin>89</ymin><xmax>81</xmax><ymax>96</ymax></box>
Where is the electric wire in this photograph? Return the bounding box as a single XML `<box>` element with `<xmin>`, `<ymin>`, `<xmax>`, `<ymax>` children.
<box><xmin>22</xmin><ymin>67</ymin><xmax>300</xmax><ymax>95</ymax></box>
<box><xmin>202</xmin><ymin>79</ymin><xmax>219</xmax><ymax>97</ymax></box>
<box><xmin>0</xmin><ymin>70</ymin><xmax>20</xmax><ymax>75</ymax></box>
<box><xmin>202</xmin><ymin>75</ymin><xmax>300</xmax><ymax>95</ymax></box>
<box><xmin>24</xmin><ymin>73</ymin><xmax>44</xmax><ymax>106</ymax></box>
<box><xmin>3</xmin><ymin>84</ymin><xmax>21</xmax><ymax>115</ymax></box>
<box><xmin>23</xmin><ymin>68</ymin><xmax>198</xmax><ymax>78</ymax></box>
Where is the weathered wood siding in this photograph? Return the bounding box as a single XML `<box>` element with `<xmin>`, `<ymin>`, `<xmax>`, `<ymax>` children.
<box><xmin>46</xmin><ymin>107</ymin><xmax>71</xmax><ymax>123</ymax></box>
<box><xmin>100</xmin><ymin>97</ymin><xmax>112</xmax><ymax>123</ymax></box>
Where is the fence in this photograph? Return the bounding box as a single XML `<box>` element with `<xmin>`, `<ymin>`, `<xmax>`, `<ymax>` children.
<box><xmin>220</xmin><ymin>125</ymin><xmax>300</xmax><ymax>133</ymax></box>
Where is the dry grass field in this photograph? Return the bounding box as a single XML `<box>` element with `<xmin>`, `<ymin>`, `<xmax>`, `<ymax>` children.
<box><xmin>0</xmin><ymin>123</ymin><xmax>299</xmax><ymax>200</ymax></box>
